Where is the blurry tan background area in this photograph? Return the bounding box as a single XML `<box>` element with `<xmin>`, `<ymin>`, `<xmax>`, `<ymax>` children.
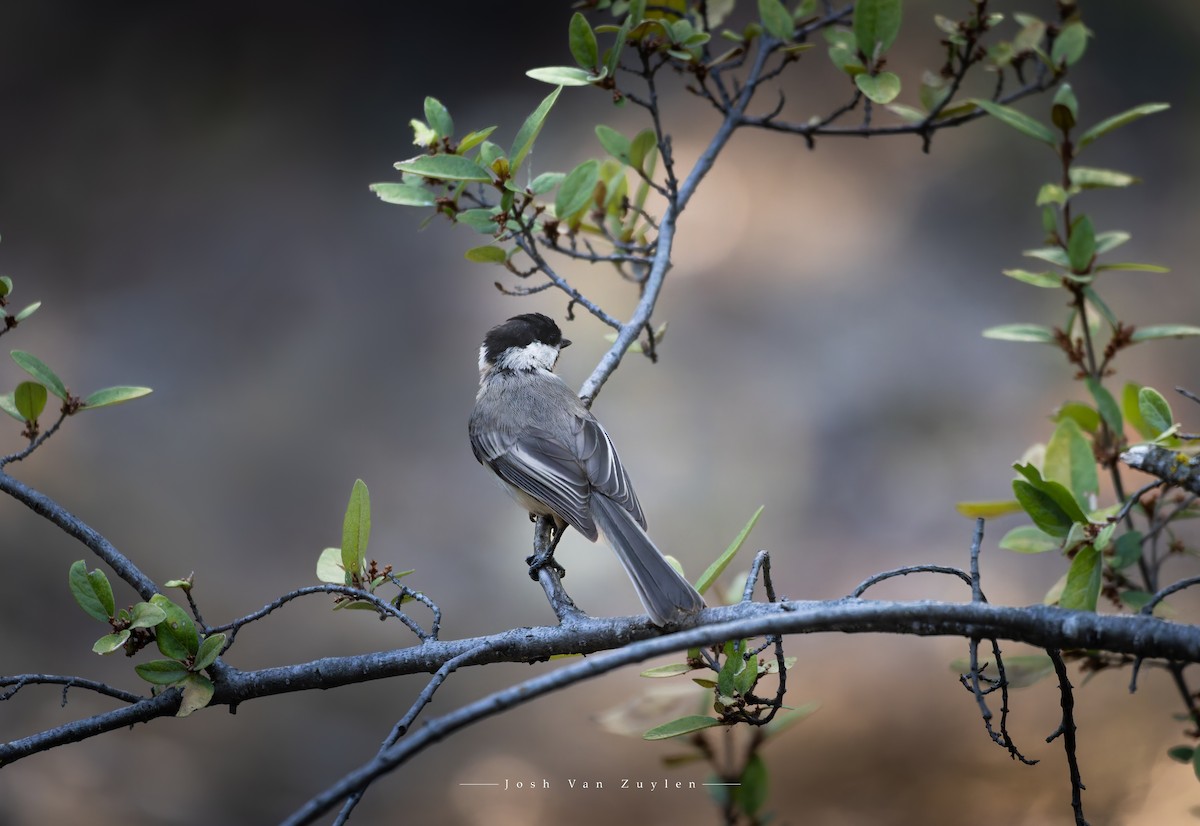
<box><xmin>2</xmin><ymin>2</ymin><xmax>1199</xmax><ymax>824</ymax></box>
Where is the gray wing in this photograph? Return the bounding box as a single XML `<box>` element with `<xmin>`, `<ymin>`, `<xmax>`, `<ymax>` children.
<box><xmin>470</xmin><ymin>413</ymin><xmax>646</xmax><ymax>540</ymax></box>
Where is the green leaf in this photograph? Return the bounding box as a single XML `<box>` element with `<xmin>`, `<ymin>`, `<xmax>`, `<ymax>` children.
<box><xmin>998</xmin><ymin>524</ymin><xmax>1060</xmax><ymax>554</ymax></box>
<box><xmin>0</xmin><ymin>276</ymin><xmax>10</xmax><ymax>297</ymax></box>
<box><xmin>150</xmin><ymin>594</ymin><xmax>199</xmax><ymax>659</ymax></box>
<box><xmin>193</xmin><ymin>633</ymin><xmax>227</xmax><ymax>671</ymax></box>
<box><xmin>1110</xmin><ymin>531</ymin><xmax>1143</xmax><ymax>571</ymax></box>
<box><xmin>11</xmin><ymin>350</ymin><xmax>68</xmax><ymax>400</ymax></box>
<box><xmin>1081</xmin><ymin>287</ymin><xmax>1118</xmax><ymax>331</ymax></box>
<box><xmin>14</xmin><ymin>302</ymin><xmax>40</xmax><ymax>322</ymax></box>
<box><xmin>1094</xmin><ymin>231</ymin><xmax>1130</xmax><ymax>255</ymax></box>
<box><xmin>853</xmin><ymin>0</ymin><xmax>902</xmax><ymax>59</ymax></box>
<box><xmin>423</xmin><ymin>97</ymin><xmax>454</xmax><ymax>139</ymax></box>
<box><xmin>1023</xmin><ymin>246</ymin><xmax>1069</xmax><ymax>267</ymax></box>
<box><xmin>13</xmin><ymin>381</ymin><xmax>46</xmax><ymax>422</ymax></box>
<box><xmin>1050</xmin><ymin>20</ymin><xmax>1088</xmax><ymax>67</ymax></box>
<box><xmin>456</xmin><ymin>208</ymin><xmax>500</xmax><ymax>234</ymax></box>
<box><xmin>954</xmin><ymin>500</ymin><xmax>1023</xmax><ymax>519</ymax></box>
<box><xmin>464</xmin><ymin>245</ymin><xmax>508</xmax><ymax>264</ymax></box>
<box><xmin>605</xmin><ymin>13</ymin><xmax>635</xmax><ymax>77</ymax></box>
<box><xmin>525</xmin><ymin>66</ymin><xmax>595</xmax><ymax>86</ymax></box>
<box><xmin>1122</xmin><ymin>383</ymin><xmax>1155</xmax><ymax>440</ymax></box>
<box><xmin>341</xmin><ymin>478</ymin><xmax>371</xmax><ymax>580</ymax></box>
<box><xmin>478</xmin><ymin>140</ymin><xmax>506</xmax><ymax>170</ymax></box>
<box><xmin>639</xmin><ymin>662</ymin><xmax>696</xmax><ymax>678</ymax></box>
<box><xmin>1138</xmin><ymin>387</ymin><xmax>1173</xmax><ymax>436</ymax></box>
<box><xmin>569</xmin><ymin>12</ymin><xmax>599</xmax><ymax>69</ymax></box>
<box><xmin>855</xmin><ymin>71</ymin><xmax>901</xmax><ymax>104</ymax></box>
<box><xmin>643</xmin><ymin>715</ymin><xmax>723</xmax><ymax>740</ymax></box>
<box><xmin>369</xmin><ymin>182</ymin><xmax>437</xmax><ymax>207</ymax></box>
<box><xmin>1077</xmin><ymin>103</ymin><xmax>1170</xmax><ymax>151</ymax></box>
<box><xmin>824</xmin><ymin>29</ymin><xmax>864</xmax><ymax>75</ymax></box>
<box><xmin>1044</xmin><ymin>418</ymin><xmax>1098</xmax><ymax>507</ymax></box>
<box><xmin>457</xmin><ymin>126</ymin><xmax>498</xmax><ymax>154</ymax></box>
<box><xmin>1069</xmin><ymin>167</ymin><xmax>1140</xmax><ymax>189</ymax></box>
<box><xmin>393</xmin><ymin>154</ymin><xmax>491</xmax><ymax>183</ymax></box>
<box><xmin>528</xmin><ymin>172</ymin><xmax>564</xmax><ymax>195</ymax></box>
<box><xmin>1053</xmin><ymin>401</ymin><xmax>1100</xmax><ymax>434</ymax></box>
<box><xmin>510</xmin><ymin>86</ymin><xmax>563</xmax><ymax>174</ymax></box>
<box><xmin>1130</xmin><ymin>324</ymin><xmax>1200</xmax><ymax>343</ymax></box>
<box><xmin>554</xmin><ymin>159</ymin><xmax>601</xmax><ymax>221</ymax></box>
<box><xmin>177</xmin><ymin>673</ymin><xmax>215</xmax><ymax>717</ymax></box>
<box><xmin>1094</xmin><ymin>262</ymin><xmax>1169</xmax><ymax>274</ymax></box>
<box><xmin>134</xmin><ymin>659</ymin><xmax>191</xmax><ymax>686</ymax></box>
<box><xmin>1085</xmin><ymin>377</ymin><xmax>1122</xmax><ymax>435</ymax></box>
<box><xmin>1051</xmin><ymin>83</ymin><xmax>1077</xmax><ymax>131</ymax></box>
<box><xmin>628</xmin><ymin>129</ymin><xmax>658</xmax><ymax>174</ymax></box>
<box><xmin>316</xmin><ymin>547</ymin><xmax>346</xmax><ymax>584</ymax></box>
<box><xmin>1067</xmin><ymin>215</ymin><xmax>1095</xmax><ymax>272</ymax></box>
<box><xmin>1012</xmin><ymin>480</ymin><xmax>1076</xmax><ymax>537</ymax></box>
<box><xmin>758</xmin><ymin>0</ymin><xmax>794</xmax><ymax>40</ymax></box>
<box><xmin>80</xmin><ymin>386</ymin><xmax>152</xmax><ymax>410</ymax></box>
<box><xmin>0</xmin><ymin>392</ymin><xmax>21</xmax><ymax>422</ymax></box>
<box><xmin>1168</xmin><ymin>745</ymin><xmax>1196</xmax><ymax>764</ymax></box>
<box><xmin>735</xmin><ymin>754</ymin><xmax>770</xmax><ymax>817</ymax></box>
<box><xmin>1002</xmin><ymin>269</ymin><xmax>1060</xmax><ymax>288</ymax></box>
<box><xmin>128</xmin><ymin>601</ymin><xmax>167</xmax><ymax>629</ymax></box>
<box><xmin>981</xmin><ymin>324</ymin><xmax>1056</xmax><ymax>344</ymax></box>
<box><xmin>1060</xmin><ymin>544</ymin><xmax>1101</xmax><ymax>611</ymax></box>
<box><xmin>68</xmin><ymin>561</ymin><xmax>114</xmax><ymax>622</ymax></box>
<box><xmin>695</xmin><ymin>505</ymin><xmax>764</xmax><ymax>595</ymax></box>
<box><xmin>718</xmin><ymin>640</ymin><xmax>757</xmax><ymax>697</ymax></box>
<box><xmin>970</xmin><ymin>99</ymin><xmax>1057</xmax><ymax>145</ymax></box>
<box><xmin>92</xmin><ymin>631</ymin><xmax>131</xmax><ymax>655</ymax></box>
<box><xmin>595</xmin><ymin>125</ymin><xmax>631</xmax><ymax>163</ymax></box>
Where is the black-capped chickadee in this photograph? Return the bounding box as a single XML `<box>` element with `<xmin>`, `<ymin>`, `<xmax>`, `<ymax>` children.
<box><xmin>469</xmin><ymin>313</ymin><xmax>706</xmax><ymax>626</ymax></box>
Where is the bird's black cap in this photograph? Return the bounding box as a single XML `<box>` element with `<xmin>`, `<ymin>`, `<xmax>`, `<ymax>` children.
<box><xmin>482</xmin><ymin>313</ymin><xmax>571</xmax><ymax>364</ymax></box>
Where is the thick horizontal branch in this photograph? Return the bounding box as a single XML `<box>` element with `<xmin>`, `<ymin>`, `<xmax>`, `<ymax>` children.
<box><xmin>5</xmin><ymin>598</ymin><xmax>1198</xmax><ymax>766</ymax></box>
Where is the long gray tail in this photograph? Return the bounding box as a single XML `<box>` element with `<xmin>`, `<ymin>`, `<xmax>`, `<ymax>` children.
<box><xmin>591</xmin><ymin>495</ymin><xmax>705</xmax><ymax>626</ymax></box>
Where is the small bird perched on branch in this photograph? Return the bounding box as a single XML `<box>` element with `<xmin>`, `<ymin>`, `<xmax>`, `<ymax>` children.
<box><xmin>469</xmin><ymin>313</ymin><xmax>705</xmax><ymax>626</ymax></box>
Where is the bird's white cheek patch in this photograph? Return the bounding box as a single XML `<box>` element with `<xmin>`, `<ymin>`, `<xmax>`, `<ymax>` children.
<box><xmin>496</xmin><ymin>342</ymin><xmax>560</xmax><ymax>372</ymax></box>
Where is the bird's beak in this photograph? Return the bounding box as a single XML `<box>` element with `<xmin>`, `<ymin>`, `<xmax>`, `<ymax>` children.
<box><xmin>561</xmin><ymin>339</ymin><xmax>572</xmax><ymax>348</ymax></box>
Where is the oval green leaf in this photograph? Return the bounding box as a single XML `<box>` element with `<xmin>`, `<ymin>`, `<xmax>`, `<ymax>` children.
<box><xmin>855</xmin><ymin>71</ymin><xmax>901</xmax><ymax>104</ymax></box>
<box><xmin>370</xmin><ymin>183</ymin><xmax>437</xmax><ymax>207</ymax></box>
<box><xmin>695</xmin><ymin>505</ymin><xmax>763</xmax><ymax>595</ymax></box>
<box><xmin>423</xmin><ymin>96</ymin><xmax>454</xmax><ymax>139</ymax></box>
<box><xmin>1002</xmin><ymin>269</ymin><xmax>1060</xmax><ymax>288</ymax></box>
<box><xmin>999</xmin><ymin>524</ymin><xmax>1060</xmax><ymax>554</ymax></box>
<box><xmin>595</xmin><ymin>125</ymin><xmax>631</xmax><ymax>162</ymax></box>
<box><xmin>1067</xmin><ymin>214</ymin><xmax>1095</xmax><ymax>272</ymax></box>
<box><xmin>1077</xmin><ymin>103</ymin><xmax>1170</xmax><ymax>151</ymax></box>
<box><xmin>1130</xmin><ymin>324</ymin><xmax>1200</xmax><ymax>343</ymax></box>
<box><xmin>954</xmin><ymin>500</ymin><xmax>1024</xmax><ymax>519</ymax></box>
<box><xmin>81</xmin><ymin>386</ymin><xmax>152</xmax><ymax>410</ymax></box>
<box><xmin>393</xmin><ymin>154</ymin><xmax>492</xmax><ymax>183</ymax></box>
<box><xmin>970</xmin><ymin>99</ymin><xmax>1057</xmax><ymax>146</ymax></box>
<box><xmin>1137</xmin><ymin>387</ymin><xmax>1173</xmax><ymax>436</ymax></box>
<box><xmin>1044</xmin><ymin>417</ymin><xmax>1098</xmax><ymax>507</ymax></box>
<box><xmin>128</xmin><ymin>601</ymin><xmax>168</xmax><ymax>630</ymax></box>
<box><xmin>853</xmin><ymin>0</ymin><xmax>902</xmax><ymax>58</ymax></box>
<box><xmin>569</xmin><ymin>12</ymin><xmax>599</xmax><ymax>69</ymax></box>
<box><xmin>1060</xmin><ymin>544</ymin><xmax>1101</xmax><ymax>611</ymax></box>
<box><xmin>176</xmin><ymin>673</ymin><xmax>215</xmax><ymax>717</ymax></box>
<box><xmin>14</xmin><ymin>302</ymin><xmax>40</xmax><ymax>322</ymax></box>
<box><xmin>134</xmin><ymin>659</ymin><xmax>191</xmax><ymax>686</ymax></box>
<box><xmin>341</xmin><ymin>479</ymin><xmax>370</xmax><ymax>579</ymax></box>
<box><xmin>92</xmin><ymin>630</ymin><xmax>131</xmax><ymax>655</ymax></box>
<box><xmin>10</xmin><ymin>350</ymin><xmax>67</xmax><ymax>400</ymax></box>
<box><xmin>643</xmin><ymin>715</ymin><xmax>723</xmax><ymax>740</ymax></box>
<box><xmin>13</xmin><ymin>381</ymin><xmax>46</xmax><ymax>422</ymax></box>
<box><xmin>758</xmin><ymin>0</ymin><xmax>794</xmax><ymax>40</ymax></box>
<box><xmin>193</xmin><ymin>633</ymin><xmax>227</xmax><ymax>671</ymax></box>
<box><xmin>151</xmin><ymin>594</ymin><xmax>200</xmax><ymax>659</ymax></box>
<box><xmin>554</xmin><ymin>159</ymin><xmax>601</xmax><ymax>221</ymax></box>
<box><xmin>68</xmin><ymin>560</ymin><xmax>114</xmax><ymax>622</ymax></box>
<box><xmin>509</xmin><ymin>86</ymin><xmax>562</xmax><ymax>175</ymax></box>
<box><xmin>465</xmin><ymin>245</ymin><xmax>508</xmax><ymax>264</ymax></box>
<box><xmin>525</xmin><ymin>66</ymin><xmax>595</xmax><ymax>86</ymax></box>
<box><xmin>1012</xmin><ymin>480</ymin><xmax>1075</xmax><ymax>538</ymax></box>
<box><xmin>981</xmin><ymin>323</ymin><xmax>1056</xmax><ymax>344</ymax></box>
<box><xmin>639</xmin><ymin>663</ymin><xmax>696</xmax><ymax>678</ymax></box>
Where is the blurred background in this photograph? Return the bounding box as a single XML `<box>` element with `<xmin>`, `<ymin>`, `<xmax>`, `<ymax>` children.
<box><xmin>1</xmin><ymin>1</ymin><xmax>1198</xmax><ymax>823</ymax></box>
